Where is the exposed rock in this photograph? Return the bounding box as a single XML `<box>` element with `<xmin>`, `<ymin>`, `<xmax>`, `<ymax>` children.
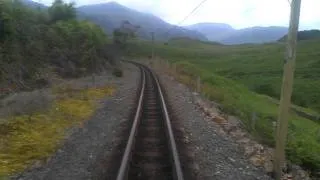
<box><xmin>244</xmin><ymin>146</ymin><xmax>257</xmax><ymax>158</ymax></box>
<box><xmin>30</xmin><ymin>160</ymin><xmax>43</xmax><ymax>170</ymax></box>
<box><xmin>264</xmin><ymin>160</ymin><xmax>274</xmax><ymax>173</ymax></box>
<box><xmin>291</xmin><ymin>165</ymin><xmax>312</xmax><ymax>180</ymax></box>
<box><xmin>236</xmin><ymin>137</ymin><xmax>251</xmax><ymax>145</ymax></box>
<box><xmin>212</xmin><ymin>115</ymin><xmax>227</xmax><ymax>124</ymax></box>
<box><xmin>249</xmin><ymin>155</ymin><xmax>265</xmax><ymax>167</ymax></box>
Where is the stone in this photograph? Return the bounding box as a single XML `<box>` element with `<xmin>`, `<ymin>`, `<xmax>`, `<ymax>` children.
<box><xmin>30</xmin><ymin>160</ymin><xmax>42</xmax><ymax>169</ymax></box>
<box><xmin>192</xmin><ymin>92</ymin><xmax>199</xmax><ymax>96</ymax></box>
<box><xmin>230</xmin><ymin>129</ymin><xmax>246</xmax><ymax>139</ymax></box>
<box><xmin>253</xmin><ymin>144</ymin><xmax>265</xmax><ymax>154</ymax></box>
<box><xmin>244</xmin><ymin>146</ymin><xmax>257</xmax><ymax>157</ymax></box>
<box><xmin>249</xmin><ymin>155</ymin><xmax>264</xmax><ymax>167</ymax></box>
<box><xmin>236</xmin><ymin>137</ymin><xmax>251</xmax><ymax>145</ymax></box>
<box><xmin>228</xmin><ymin>157</ymin><xmax>236</xmax><ymax>163</ymax></box>
<box><xmin>212</xmin><ymin>115</ymin><xmax>226</xmax><ymax>124</ymax></box>
<box><xmin>264</xmin><ymin>160</ymin><xmax>274</xmax><ymax>173</ymax></box>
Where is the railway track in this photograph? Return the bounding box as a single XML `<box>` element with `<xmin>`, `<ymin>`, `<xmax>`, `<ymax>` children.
<box><xmin>116</xmin><ymin>63</ymin><xmax>184</xmax><ymax>180</ymax></box>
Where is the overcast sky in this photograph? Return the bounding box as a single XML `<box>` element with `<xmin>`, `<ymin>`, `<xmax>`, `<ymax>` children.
<box><xmin>36</xmin><ymin>0</ymin><xmax>320</xmax><ymax>30</ymax></box>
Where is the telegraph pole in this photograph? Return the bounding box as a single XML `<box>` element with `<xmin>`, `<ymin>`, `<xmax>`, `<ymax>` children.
<box><xmin>273</xmin><ymin>0</ymin><xmax>301</xmax><ymax>179</ymax></box>
<box><xmin>151</xmin><ymin>32</ymin><xmax>155</xmax><ymax>60</ymax></box>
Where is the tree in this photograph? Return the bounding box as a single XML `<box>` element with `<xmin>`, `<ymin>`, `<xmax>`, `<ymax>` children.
<box><xmin>0</xmin><ymin>0</ymin><xmax>110</xmax><ymax>92</ymax></box>
<box><xmin>113</xmin><ymin>20</ymin><xmax>139</xmax><ymax>49</ymax></box>
<box><xmin>48</xmin><ymin>0</ymin><xmax>76</xmax><ymax>23</ymax></box>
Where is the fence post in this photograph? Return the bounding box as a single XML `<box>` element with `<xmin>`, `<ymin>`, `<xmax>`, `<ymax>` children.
<box><xmin>159</xmin><ymin>59</ymin><xmax>164</xmax><ymax>71</ymax></box>
<box><xmin>251</xmin><ymin>112</ymin><xmax>256</xmax><ymax>131</ymax></box>
<box><xmin>173</xmin><ymin>64</ymin><xmax>176</xmax><ymax>74</ymax></box>
<box><xmin>196</xmin><ymin>76</ymin><xmax>201</xmax><ymax>93</ymax></box>
<box><xmin>92</xmin><ymin>73</ymin><xmax>96</xmax><ymax>87</ymax></box>
<box><xmin>273</xmin><ymin>121</ymin><xmax>277</xmax><ymax>139</ymax></box>
<box><xmin>156</xmin><ymin>59</ymin><xmax>160</xmax><ymax>70</ymax></box>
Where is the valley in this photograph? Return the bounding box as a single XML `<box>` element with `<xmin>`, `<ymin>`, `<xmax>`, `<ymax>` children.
<box><xmin>1</xmin><ymin>0</ymin><xmax>320</xmax><ymax>179</ymax></box>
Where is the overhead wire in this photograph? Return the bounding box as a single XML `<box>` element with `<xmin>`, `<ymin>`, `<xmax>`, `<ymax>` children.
<box><xmin>162</xmin><ymin>0</ymin><xmax>209</xmax><ymax>36</ymax></box>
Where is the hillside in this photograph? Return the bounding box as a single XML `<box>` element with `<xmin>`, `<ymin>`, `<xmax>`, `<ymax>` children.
<box><xmin>128</xmin><ymin>38</ymin><xmax>320</xmax><ymax>112</ymax></box>
<box><xmin>186</xmin><ymin>23</ymin><xmax>288</xmax><ymax>44</ymax></box>
<box><xmin>21</xmin><ymin>1</ymin><xmax>207</xmax><ymax>41</ymax></box>
<box><xmin>279</xmin><ymin>29</ymin><xmax>320</xmax><ymax>41</ymax></box>
<box><xmin>77</xmin><ymin>2</ymin><xmax>207</xmax><ymax>41</ymax></box>
<box><xmin>22</xmin><ymin>1</ymin><xmax>288</xmax><ymax>44</ymax></box>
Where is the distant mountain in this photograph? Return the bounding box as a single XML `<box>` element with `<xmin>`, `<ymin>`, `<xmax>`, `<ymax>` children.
<box><xmin>220</xmin><ymin>26</ymin><xmax>288</xmax><ymax>44</ymax></box>
<box><xmin>20</xmin><ymin>0</ymin><xmax>46</xmax><ymax>9</ymax></box>
<box><xmin>185</xmin><ymin>23</ymin><xmax>235</xmax><ymax>41</ymax></box>
<box><xmin>20</xmin><ymin>1</ymin><xmax>207</xmax><ymax>41</ymax></box>
<box><xmin>279</xmin><ymin>29</ymin><xmax>320</xmax><ymax>41</ymax></box>
<box><xmin>21</xmin><ymin>1</ymin><xmax>289</xmax><ymax>44</ymax></box>
<box><xmin>186</xmin><ymin>23</ymin><xmax>288</xmax><ymax>45</ymax></box>
<box><xmin>77</xmin><ymin>2</ymin><xmax>207</xmax><ymax>41</ymax></box>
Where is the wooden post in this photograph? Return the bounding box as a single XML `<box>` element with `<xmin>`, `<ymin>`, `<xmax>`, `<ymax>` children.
<box><xmin>273</xmin><ymin>0</ymin><xmax>301</xmax><ymax>179</ymax></box>
<box><xmin>162</xmin><ymin>59</ymin><xmax>165</xmax><ymax>70</ymax></box>
<box><xmin>173</xmin><ymin>63</ymin><xmax>176</xmax><ymax>74</ymax></box>
<box><xmin>196</xmin><ymin>76</ymin><xmax>201</xmax><ymax>93</ymax></box>
<box><xmin>251</xmin><ymin>112</ymin><xmax>256</xmax><ymax>131</ymax></box>
<box><xmin>160</xmin><ymin>60</ymin><xmax>162</xmax><ymax>70</ymax></box>
<box><xmin>151</xmin><ymin>32</ymin><xmax>155</xmax><ymax>60</ymax></box>
<box><xmin>92</xmin><ymin>74</ymin><xmax>96</xmax><ymax>87</ymax></box>
<box><xmin>158</xmin><ymin>59</ymin><xmax>162</xmax><ymax>71</ymax></box>
<box><xmin>166</xmin><ymin>60</ymin><xmax>171</xmax><ymax>74</ymax></box>
<box><xmin>273</xmin><ymin>121</ymin><xmax>277</xmax><ymax>138</ymax></box>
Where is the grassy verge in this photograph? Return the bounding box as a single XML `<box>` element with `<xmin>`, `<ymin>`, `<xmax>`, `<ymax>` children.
<box><xmin>162</xmin><ymin>60</ymin><xmax>320</xmax><ymax>176</ymax></box>
<box><xmin>127</xmin><ymin>37</ymin><xmax>320</xmax><ymax>175</ymax></box>
<box><xmin>127</xmin><ymin>39</ymin><xmax>320</xmax><ymax>112</ymax></box>
<box><xmin>0</xmin><ymin>86</ymin><xmax>114</xmax><ymax>176</ymax></box>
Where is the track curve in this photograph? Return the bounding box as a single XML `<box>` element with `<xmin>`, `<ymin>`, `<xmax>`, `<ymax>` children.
<box><xmin>116</xmin><ymin>63</ymin><xmax>184</xmax><ymax>180</ymax></box>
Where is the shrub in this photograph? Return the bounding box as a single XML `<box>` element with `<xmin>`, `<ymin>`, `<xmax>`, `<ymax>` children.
<box><xmin>173</xmin><ymin>61</ymin><xmax>320</xmax><ymax>176</ymax></box>
<box><xmin>112</xmin><ymin>68</ymin><xmax>123</xmax><ymax>77</ymax></box>
<box><xmin>0</xmin><ymin>90</ymin><xmax>54</xmax><ymax>118</ymax></box>
<box><xmin>254</xmin><ymin>83</ymin><xmax>277</xmax><ymax>98</ymax></box>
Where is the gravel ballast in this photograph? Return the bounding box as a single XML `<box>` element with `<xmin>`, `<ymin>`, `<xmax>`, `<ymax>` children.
<box><xmin>158</xmin><ymin>73</ymin><xmax>273</xmax><ymax>180</ymax></box>
<box><xmin>14</xmin><ymin>63</ymin><xmax>140</xmax><ymax>180</ymax></box>
<box><xmin>13</xmin><ymin>62</ymin><xmax>274</xmax><ymax>180</ymax></box>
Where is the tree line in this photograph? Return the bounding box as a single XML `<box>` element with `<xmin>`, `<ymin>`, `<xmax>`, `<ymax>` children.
<box><xmin>0</xmin><ymin>0</ymin><xmax>115</xmax><ymax>94</ymax></box>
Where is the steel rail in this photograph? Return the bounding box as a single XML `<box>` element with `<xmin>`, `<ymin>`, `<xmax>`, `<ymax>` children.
<box><xmin>149</xmin><ymin>67</ymin><xmax>184</xmax><ymax>180</ymax></box>
<box><xmin>116</xmin><ymin>62</ymin><xmax>184</xmax><ymax>180</ymax></box>
<box><xmin>116</xmin><ymin>66</ymin><xmax>146</xmax><ymax>180</ymax></box>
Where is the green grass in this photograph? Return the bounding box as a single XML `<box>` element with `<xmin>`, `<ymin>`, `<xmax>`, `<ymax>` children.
<box><xmin>0</xmin><ymin>175</ymin><xmax>9</xmax><ymax>180</ymax></box>
<box><xmin>127</xmin><ymin>39</ymin><xmax>320</xmax><ymax>113</ymax></box>
<box><xmin>174</xmin><ymin>62</ymin><xmax>320</xmax><ymax>175</ymax></box>
<box><xmin>0</xmin><ymin>86</ymin><xmax>114</xmax><ymax>176</ymax></box>
<box><xmin>127</xmin><ymin>38</ymin><xmax>320</xmax><ymax>176</ymax></box>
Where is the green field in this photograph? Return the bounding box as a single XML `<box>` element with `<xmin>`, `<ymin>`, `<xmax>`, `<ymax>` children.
<box><xmin>126</xmin><ymin>38</ymin><xmax>320</xmax><ymax>176</ymax></box>
<box><xmin>129</xmin><ymin>38</ymin><xmax>320</xmax><ymax>112</ymax></box>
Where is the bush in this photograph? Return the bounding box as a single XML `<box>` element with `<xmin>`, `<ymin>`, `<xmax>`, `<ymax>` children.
<box><xmin>0</xmin><ymin>0</ymin><xmax>109</xmax><ymax>91</ymax></box>
<box><xmin>254</xmin><ymin>83</ymin><xmax>277</xmax><ymax>98</ymax></box>
<box><xmin>173</xmin><ymin>61</ymin><xmax>320</xmax><ymax>176</ymax></box>
<box><xmin>0</xmin><ymin>90</ymin><xmax>54</xmax><ymax>118</ymax></box>
<box><xmin>112</xmin><ymin>68</ymin><xmax>123</xmax><ymax>77</ymax></box>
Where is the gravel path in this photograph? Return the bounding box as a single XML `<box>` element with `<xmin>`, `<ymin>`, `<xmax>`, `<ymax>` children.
<box><xmin>158</xmin><ymin>73</ymin><xmax>273</xmax><ymax>180</ymax></box>
<box><xmin>14</xmin><ymin>63</ymin><xmax>140</xmax><ymax>180</ymax></box>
